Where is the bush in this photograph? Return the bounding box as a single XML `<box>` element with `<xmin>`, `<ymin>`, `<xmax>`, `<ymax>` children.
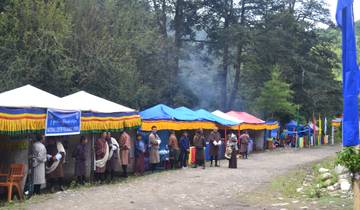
<box><xmin>336</xmin><ymin>147</ymin><xmax>360</xmax><ymax>175</ymax></box>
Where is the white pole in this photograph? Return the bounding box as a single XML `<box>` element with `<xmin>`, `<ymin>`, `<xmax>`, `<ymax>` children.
<box><xmin>331</xmin><ymin>126</ymin><xmax>335</xmax><ymax>145</ymax></box>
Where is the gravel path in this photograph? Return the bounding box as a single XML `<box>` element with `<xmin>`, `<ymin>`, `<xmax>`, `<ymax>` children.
<box><xmin>24</xmin><ymin>145</ymin><xmax>340</xmax><ymax>210</ymax></box>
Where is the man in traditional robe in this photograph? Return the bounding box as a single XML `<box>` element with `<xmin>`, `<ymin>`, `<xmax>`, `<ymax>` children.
<box><xmin>31</xmin><ymin>135</ymin><xmax>47</xmax><ymax>194</ymax></box>
<box><xmin>106</xmin><ymin>132</ymin><xmax>120</xmax><ymax>180</ymax></box>
<box><xmin>149</xmin><ymin>126</ymin><xmax>161</xmax><ymax>172</ymax></box>
<box><xmin>72</xmin><ymin>136</ymin><xmax>88</xmax><ymax>185</ymax></box>
<box><xmin>119</xmin><ymin>131</ymin><xmax>131</xmax><ymax>178</ymax></box>
<box><xmin>179</xmin><ymin>131</ymin><xmax>190</xmax><ymax>168</ymax></box>
<box><xmin>46</xmin><ymin>138</ymin><xmax>66</xmax><ymax>192</ymax></box>
<box><xmin>95</xmin><ymin>132</ymin><xmax>108</xmax><ymax>182</ymax></box>
<box><xmin>168</xmin><ymin>131</ymin><xmax>180</xmax><ymax>169</ymax></box>
<box><xmin>208</xmin><ymin>128</ymin><xmax>222</xmax><ymax>167</ymax></box>
<box><xmin>192</xmin><ymin>129</ymin><xmax>206</xmax><ymax>169</ymax></box>
<box><xmin>239</xmin><ymin>131</ymin><xmax>250</xmax><ymax>159</ymax></box>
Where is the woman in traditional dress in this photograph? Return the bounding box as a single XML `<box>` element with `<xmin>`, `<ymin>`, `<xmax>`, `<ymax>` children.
<box><xmin>134</xmin><ymin>134</ymin><xmax>145</xmax><ymax>176</ymax></box>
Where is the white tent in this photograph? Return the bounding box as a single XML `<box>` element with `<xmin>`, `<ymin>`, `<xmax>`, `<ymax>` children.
<box><xmin>61</xmin><ymin>91</ymin><xmax>135</xmax><ymax>113</ymax></box>
<box><xmin>212</xmin><ymin>110</ymin><xmax>244</xmax><ymax>124</ymax></box>
<box><xmin>0</xmin><ymin>84</ymin><xmax>67</xmax><ymax>109</ymax></box>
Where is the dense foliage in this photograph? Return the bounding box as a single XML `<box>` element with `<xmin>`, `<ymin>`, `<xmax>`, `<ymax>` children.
<box><xmin>337</xmin><ymin>147</ymin><xmax>360</xmax><ymax>175</ymax></box>
<box><xmin>0</xmin><ymin>0</ymin><xmax>345</xmax><ymax>121</ymax></box>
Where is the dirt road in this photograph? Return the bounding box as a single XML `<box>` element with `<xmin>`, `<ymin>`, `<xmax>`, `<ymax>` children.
<box><xmin>23</xmin><ymin>146</ymin><xmax>340</xmax><ymax>210</ymax></box>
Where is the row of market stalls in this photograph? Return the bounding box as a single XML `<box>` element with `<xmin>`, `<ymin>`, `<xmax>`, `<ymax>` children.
<box><xmin>139</xmin><ymin>104</ymin><xmax>279</xmax><ymax>160</ymax></box>
<box><xmin>0</xmin><ymin>85</ymin><xmax>279</xmax><ymax>185</ymax></box>
<box><xmin>0</xmin><ymin>85</ymin><xmax>141</xmax><ymax>185</ymax></box>
<box><xmin>280</xmin><ymin>117</ymin><xmax>343</xmax><ymax>148</ymax></box>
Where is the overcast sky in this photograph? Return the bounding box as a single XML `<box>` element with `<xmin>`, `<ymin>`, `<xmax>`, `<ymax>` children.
<box><xmin>327</xmin><ymin>0</ymin><xmax>360</xmax><ymax>22</ymax></box>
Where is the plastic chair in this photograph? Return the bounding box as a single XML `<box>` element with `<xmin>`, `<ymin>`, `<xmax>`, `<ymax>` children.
<box><xmin>0</xmin><ymin>163</ymin><xmax>25</xmax><ymax>202</ymax></box>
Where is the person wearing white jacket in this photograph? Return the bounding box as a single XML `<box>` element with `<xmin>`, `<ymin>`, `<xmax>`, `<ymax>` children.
<box><xmin>31</xmin><ymin>135</ymin><xmax>47</xmax><ymax>194</ymax></box>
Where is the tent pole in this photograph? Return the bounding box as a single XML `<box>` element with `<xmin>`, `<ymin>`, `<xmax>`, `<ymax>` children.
<box><xmin>331</xmin><ymin>126</ymin><xmax>335</xmax><ymax>145</ymax></box>
<box><xmin>90</xmin><ymin>134</ymin><xmax>95</xmax><ymax>183</ymax></box>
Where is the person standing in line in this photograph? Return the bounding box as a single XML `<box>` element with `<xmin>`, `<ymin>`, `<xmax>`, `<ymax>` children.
<box><xmin>192</xmin><ymin>129</ymin><xmax>206</xmax><ymax>169</ymax></box>
<box><xmin>95</xmin><ymin>132</ymin><xmax>108</xmax><ymax>182</ymax></box>
<box><xmin>31</xmin><ymin>135</ymin><xmax>47</xmax><ymax>194</ymax></box>
<box><xmin>106</xmin><ymin>132</ymin><xmax>120</xmax><ymax>180</ymax></box>
<box><xmin>72</xmin><ymin>136</ymin><xmax>88</xmax><ymax>185</ymax></box>
<box><xmin>119</xmin><ymin>130</ymin><xmax>131</xmax><ymax>178</ymax></box>
<box><xmin>168</xmin><ymin>131</ymin><xmax>180</xmax><ymax>169</ymax></box>
<box><xmin>46</xmin><ymin>138</ymin><xmax>66</xmax><ymax>192</ymax></box>
<box><xmin>208</xmin><ymin>128</ymin><xmax>222</xmax><ymax>167</ymax></box>
<box><xmin>179</xmin><ymin>131</ymin><xmax>190</xmax><ymax>168</ymax></box>
<box><xmin>134</xmin><ymin>134</ymin><xmax>146</xmax><ymax>176</ymax></box>
<box><xmin>239</xmin><ymin>131</ymin><xmax>250</xmax><ymax>159</ymax></box>
<box><xmin>149</xmin><ymin>126</ymin><xmax>161</xmax><ymax>172</ymax></box>
<box><xmin>227</xmin><ymin>132</ymin><xmax>238</xmax><ymax>169</ymax></box>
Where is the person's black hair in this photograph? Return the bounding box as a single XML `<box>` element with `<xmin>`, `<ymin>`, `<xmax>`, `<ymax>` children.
<box><xmin>151</xmin><ymin>125</ymin><xmax>157</xmax><ymax>129</ymax></box>
<box><xmin>80</xmin><ymin>136</ymin><xmax>86</xmax><ymax>142</ymax></box>
<box><xmin>35</xmin><ymin>135</ymin><xmax>42</xmax><ymax>142</ymax></box>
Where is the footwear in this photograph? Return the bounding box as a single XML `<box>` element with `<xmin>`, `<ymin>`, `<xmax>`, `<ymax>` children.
<box><xmin>210</xmin><ymin>164</ymin><xmax>213</xmax><ymax>167</ymax></box>
<box><xmin>215</xmin><ymin>165</ymin><xmax>220</xmax><ymax>167</ymax></box>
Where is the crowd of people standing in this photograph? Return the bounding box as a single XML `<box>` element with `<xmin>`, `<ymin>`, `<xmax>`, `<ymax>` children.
<box><xmin>30</xmin><ymin>126</ymin><xmax>250</xmax><ymax>195</ymax></box>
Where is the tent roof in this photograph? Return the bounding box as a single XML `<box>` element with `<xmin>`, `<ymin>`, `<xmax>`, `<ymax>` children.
<box><xmin>286</xmin><ymin>120</ymin><xmax>298</xmax><ymax>127</ymax></box>
<box><xmin>196</xmin><ymin>109</ymin><xmax>239</xmax><ymax>126</ymax></box>
<box><xmin>226</xmin><ymin>111</ymin><xmax>265</xmax><ymax>124</ymax></box>
<box><xmin>212</xmin><ymin>110</ymin><xmax>244</xmax><ymax>124</ymax></box>
<box><xmin>140</xmin><ymin>104</ymin><xmax>177</xmax><ymax>120</ymax></box>
<box><xmin>175</xmin><ymin>107</ymin><xmax>201</xmax><ymax>121</ymax></box>
<box><xmin>0</xmin><ymin>84</ymin><xmax>64</xmax><ymax>109</ymax></box>
<box><xmin>62</xmin><ymin>91</ymin><xmax>135</xmax><ymax>113</ymax></box>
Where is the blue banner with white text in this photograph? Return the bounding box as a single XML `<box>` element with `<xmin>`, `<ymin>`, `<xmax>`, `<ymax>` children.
<box><xmin>45</xmin><ymin>109</ymin><xmax>81</xmax><ymax>136</ymax></box>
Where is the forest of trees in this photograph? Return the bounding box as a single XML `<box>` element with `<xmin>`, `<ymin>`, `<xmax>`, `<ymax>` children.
<box><xmin>0</xmin><ymin>0</ymin><xmax>349</xmax><ymax>123</ymax></box>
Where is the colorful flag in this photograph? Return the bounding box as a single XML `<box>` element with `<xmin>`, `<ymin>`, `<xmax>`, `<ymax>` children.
<box><xmin>336</xmin><ymin>0</ymin><xmax>360</xmax><ymax>146</ymax></box>
<box><xmin>312</xmin><ymin>113</ymin><xmax>316</xmax><ymax>146</ymax></box>
<box><xmin>318</xmin><ymin>114</ymin><xmax>322</xmax><ymax>145</ymax></box>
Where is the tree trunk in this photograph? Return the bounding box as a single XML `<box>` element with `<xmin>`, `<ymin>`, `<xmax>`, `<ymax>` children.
<box><xmin>354</xmin><ymin>176</ymin><xmax>360</xmax><ymax>210</ymax></box>
<box><xmin>220</xmin><ymin>0</ymin><xmax>232</xmax><ymax>110</ymax></box>
<box><xmin>171</xmin><ymin>0</ymin><xmax>184</xmax><ymax>105</ymax></box>
<box><xmin>227</xmin><ymin>0</ymin><xmax>246</xmax><ymax>109</ymax></box>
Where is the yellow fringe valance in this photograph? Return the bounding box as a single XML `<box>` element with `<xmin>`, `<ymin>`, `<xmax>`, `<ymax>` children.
<box><xmin>81</xmin><ymin>115</ymin><xmax>142</xmax><ymax>132</ymax></box>
<box><xmin>141</xmin><ymin>120</ymin><xmax>218</xmax><ymax>131</ymax></box>
<box><xmin>223</xmin><ymin>123</ymin><xmax>279</xmax><ymax>131</ymax></box>
<box><xmin>0</xmin><ymin>112</ymin><xmax>46</xmax><ymax>135</ymax></box>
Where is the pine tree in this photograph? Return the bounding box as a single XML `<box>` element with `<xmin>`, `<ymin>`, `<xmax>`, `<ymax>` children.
<box><xmin>256</xmin><ymin>65</ymin><xmax>297</xmax><ymax>123</ymax></box>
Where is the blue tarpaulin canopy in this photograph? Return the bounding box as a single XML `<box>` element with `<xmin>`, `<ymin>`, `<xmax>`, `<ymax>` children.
<box><xmin>286</xmin><ymin>120</ymin><xmax>298</xmax><ymax>131</ymax></box>
<box><xmin>174</xmin><ymin>107</ymin><xmax>202</xmax><ymax>121</ymax></box>
<box><xmin>139</xmin><ymin>104</ymin><xmax>177</xmax><ymax>120</ymax></box>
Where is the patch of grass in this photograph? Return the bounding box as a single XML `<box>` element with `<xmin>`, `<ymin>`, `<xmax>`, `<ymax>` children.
<box><xmin>271</xmin><ymin>169</ymin><xmax>307</xmax><ymax>198</ymax></box>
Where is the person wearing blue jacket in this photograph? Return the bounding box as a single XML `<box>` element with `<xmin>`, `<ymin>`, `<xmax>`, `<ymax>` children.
<box><xmin>179</xmin><ymin>131</ymin><xmax>190</xmax><ymax>168</ymax></box>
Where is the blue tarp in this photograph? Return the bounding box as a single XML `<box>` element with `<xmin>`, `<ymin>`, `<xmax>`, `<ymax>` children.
<box><xmin>286</xmin><ymin>120</ymin><xmax>298</xmax><ymax>131</ymax></box>
<box><xmin>195</xmin><ymin>109</ymin><xmax>238</xmax><ymax>126</ymax></box>
<box><xmin>140</xmin><ymin>104</ymin><xmax>177</xmax><ymax>120</ymax></box>
<box><xmin>175</xmin><ymin>107</ymin><xmax>201</xmax><ymax>121</ymax></box>
<box><xmin>336</xmin><ymin>0</ymin><xmax>360</xmax><ymax>146</ymax></box>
